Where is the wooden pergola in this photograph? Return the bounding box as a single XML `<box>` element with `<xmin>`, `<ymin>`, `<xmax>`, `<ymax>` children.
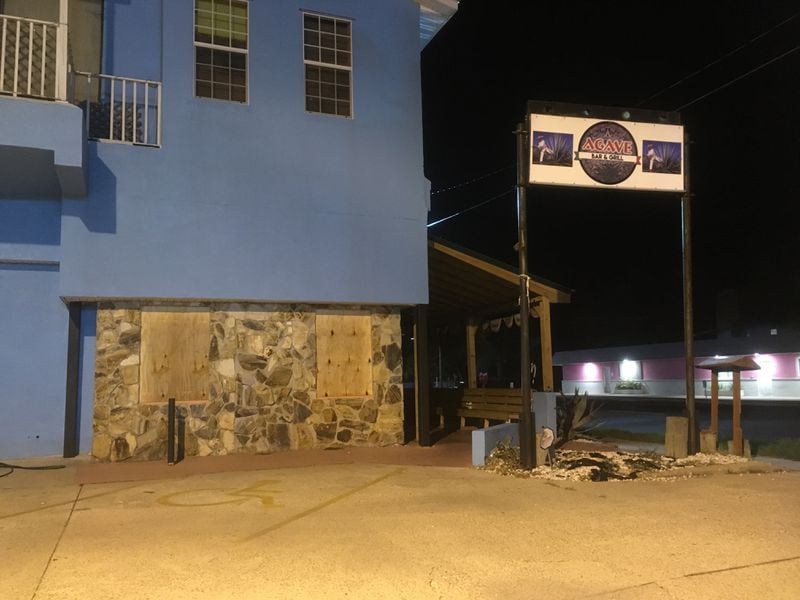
<box><xmin>413</xmin><ymin>238</ymin><xmax>571</xmax><ymax>444</ymax></box>
<box><xmin>696</xmin><ymin>355</ymin><xmax>760</xmax><ymax>456</ymax></box>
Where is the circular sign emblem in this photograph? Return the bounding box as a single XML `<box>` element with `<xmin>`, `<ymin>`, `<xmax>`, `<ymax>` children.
<box><xmin>577</xmin><ymin>121</ymin><xmax>638</xmax><ymax>185</ymax></box>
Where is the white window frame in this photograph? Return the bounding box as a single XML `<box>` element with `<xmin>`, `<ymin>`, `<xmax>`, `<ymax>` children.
<box><xmin>302</xmin><ymin>11</ymin><xmax>353</xmax><ymax>118</ymax></box>
<box><xmin>193</xmin><ymin>0</ymin><xmax>249</xmax><ymax>103</ymax></box>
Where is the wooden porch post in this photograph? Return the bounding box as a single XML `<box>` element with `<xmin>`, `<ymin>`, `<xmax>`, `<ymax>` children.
<box><xmin>710</xmin><ymin>370</ymin><xmax>719</xmax><ymax>435</ymax></box>
<box><xmin>414</xmin><ymin>304</ymin><xmax>431</xmax><ymax>447</ymax></box>
<box><xmin>537</xmin><ymin>297</ymin><xmax>554</xmax><ymax>391</ymax></box>
<box><xmin>732</xmin><ymin>370</ymin><xmax>743</xmax><ymax>456</ymax></box>
<box><xmin>466</xmin><ymin>319</ymin><xmax>477</xmax><ymax>388</ymax></box>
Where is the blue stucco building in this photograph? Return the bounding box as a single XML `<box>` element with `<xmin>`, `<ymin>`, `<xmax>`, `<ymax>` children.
<box><xmin>0</xmin><ymin>0</ymin><xmax>457</xmax><ymax>460</ymax></box>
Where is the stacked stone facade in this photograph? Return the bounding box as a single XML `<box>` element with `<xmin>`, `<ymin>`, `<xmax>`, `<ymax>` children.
<box><xmin>92</xmin><ymin>303</ymin><xmax>404</xmax><ymax>461</ymax></box>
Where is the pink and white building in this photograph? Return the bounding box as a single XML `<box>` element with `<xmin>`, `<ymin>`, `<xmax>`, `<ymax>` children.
<box><xmin>555</xmin><ymin>330</ymin><xmax>800</xmax><ymax>402</ymax></box>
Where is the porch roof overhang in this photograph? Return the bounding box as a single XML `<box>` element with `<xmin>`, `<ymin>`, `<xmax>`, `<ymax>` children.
<box><xmin>416</xmin><ymin>0</ymin><xmax>458</xmax><ymax>45</ymax></box>
<box><xmin>427</xmin><ymin>237</ymin><xmax>571</xmax><ymax>319</ymax></box>
<box><xmin>696</xmin><ymin>356</ymin><xmax>761</xmax><ymax>373</ymax></box>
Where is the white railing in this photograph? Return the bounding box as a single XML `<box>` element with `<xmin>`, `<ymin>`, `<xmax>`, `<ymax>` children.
<box><xmin>0</xmin><ymin>13</ymin><xmax>67</xmax><ymax>101</ymax></box>
<box><xmin>73</xmin><ymin>72</ymin><xmax>162</xmax><ymax>147</ymax></box>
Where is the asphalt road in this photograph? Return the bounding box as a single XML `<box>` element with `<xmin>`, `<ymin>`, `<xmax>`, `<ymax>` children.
<box><xmin>588</xmin><ymin>401</ymin><xmax>800</xmax><ymax>441</ymax></box>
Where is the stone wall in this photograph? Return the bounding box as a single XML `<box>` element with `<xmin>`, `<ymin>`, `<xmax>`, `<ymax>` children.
<box><xmin>92</xmin><ymin>304</ymin><xmax>404</xmax><ymax>461</ymax></box>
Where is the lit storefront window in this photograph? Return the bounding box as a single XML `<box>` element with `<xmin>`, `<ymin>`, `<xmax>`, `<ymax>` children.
<box><xmin>620</xmin><ymin>359</ymin><xmax>641</xmax><ymax>381</ymax></box>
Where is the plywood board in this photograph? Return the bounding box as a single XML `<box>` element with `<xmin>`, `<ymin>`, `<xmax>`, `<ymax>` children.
<box><xmin>140</xmin><ymin>309</ymin><xmax>210</xmax><ymax>403</ymax></box>
<box><xmin>316</xmin><ymin>313</ymin><xmax>372</xmax><ymax>398</ymax></box>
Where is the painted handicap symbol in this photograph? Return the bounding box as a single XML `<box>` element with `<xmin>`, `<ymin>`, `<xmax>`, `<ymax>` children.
<box><xmin>157</xmin><ymin>479</ymin><xmax>282</xmax><ymax>508</ymax></box>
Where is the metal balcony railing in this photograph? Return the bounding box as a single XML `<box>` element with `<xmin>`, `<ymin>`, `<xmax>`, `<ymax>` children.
<box><xmin>1</xmin><ymin>10</ymin><xmax>162</xmax><ymax>150</ymax></box>
<box><xmin>73</xmin><ymin>72</ymin><xmax>162</xmax><ymax>147</ymax></box>
<box><xmin>0</xmin><ymin>13</ymin><xmax>67</xmax><ymax>100</ymax></box>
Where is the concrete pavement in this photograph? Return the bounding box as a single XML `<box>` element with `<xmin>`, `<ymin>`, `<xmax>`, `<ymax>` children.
<box><xmin>1</xmin><ymin>455</ymin><xmax>799</xmax><ymax>599</ymax></box>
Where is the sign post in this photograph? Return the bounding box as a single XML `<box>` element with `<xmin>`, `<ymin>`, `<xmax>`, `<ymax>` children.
<box><xmin>524</xmin><ymin>101</ymin><xmax>695</xmax><ymax>454</ymax></box>
<box><xmin>516</xmin><ymin>118</ymin><xmax>534</xmax><ymax>469</ymax></box>
<box><xmin>681</xmin><ymin>133</ymin><xmax>697</xmax><ymax>453</ymax></box>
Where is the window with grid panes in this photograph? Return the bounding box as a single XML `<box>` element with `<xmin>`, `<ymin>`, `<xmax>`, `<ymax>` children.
<box><xmin>195</xmin><ymin>0</ymin><xmax>248</xmax><ymax>102</ymax></box>
<box><xmin>303</xmin><ymin>13</ymin><xmax>352</xmax><ymax>117</ymax></box>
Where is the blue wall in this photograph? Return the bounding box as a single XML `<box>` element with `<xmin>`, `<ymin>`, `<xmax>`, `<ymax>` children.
<box><xmin>102</xmin><ymin>0</ymin><xmax>163</xmax><ymax>81</ymax></box>
<box><xmin>0</xmin><ymin>264</ymin><xmax>68</xmax><ymax>459</ymax></box>
<box><xmin>0</xmin><ymin>96</ymin><xmax>86</xmax><ymax>198</ymax></box>
<box><xmin>0</xmin><ymin>199</ymin><xmax>61</xmax><ymax>261</ymax></box>
<box><xmin>0</xmin><ymin>97</ymin><xmax>85</xmax><ymax>173</ymax></box>
<box><xmin>1</xmin><ymin>0</ymin><xmax>429</xmax><ymax>458</ymax></box>
<box><xmin>0</xmin><ymin>198</ymin><xmax>66</xmax><ymax>459</ymax></box>
<box><xmin>61</xmin><ymin>0</ymin><xmax>429</xmax><ymax>305</ymax></box>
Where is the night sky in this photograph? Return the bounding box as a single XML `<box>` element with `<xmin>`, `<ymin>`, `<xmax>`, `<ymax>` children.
<box><xmin>421</xmin><ymin>0</ymin><xmax>800</xmax><ymax>352</ymax></box>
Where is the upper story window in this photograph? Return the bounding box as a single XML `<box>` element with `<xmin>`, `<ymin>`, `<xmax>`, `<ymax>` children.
<box><xmin>303</xmin><ymin>12</ymin><xmax>352</xmax><ymax>117</ymax></box>
<box><xmin>194</xmin><ymin>0</ymin><xmax>248</xmax><ymax>102</ymax></box>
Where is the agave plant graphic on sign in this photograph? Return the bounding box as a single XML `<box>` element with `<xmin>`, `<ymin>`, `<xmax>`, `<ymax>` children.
<box><xmin>531</xmin><ymin>131</ymin><xmax>573</xmax><ymax>167</ymax></box>
<box><xmin>642</xmin><ymin>140</ymin><xmax>682</xmax><ymax>174</ymax></box>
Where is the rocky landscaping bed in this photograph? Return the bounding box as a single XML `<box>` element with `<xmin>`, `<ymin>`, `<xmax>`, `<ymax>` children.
<box><xmin>482</xmin><ymin>442</ymin><xmax>759</xmax><ymax>482</ymax></box>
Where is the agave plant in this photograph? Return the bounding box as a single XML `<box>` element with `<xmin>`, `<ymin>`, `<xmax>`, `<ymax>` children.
<box><xmin>555</xmin><ymin>389</ymin><xmax>603</xmax><ymax>447</ymax></box>
<box><xmin>551</xmin><ymin>133</ymin><xmax>573</xmax><ymax>165</ymax></box>
<box><xmin>646</xmin><ymin>142</ymin><xmax>681</xmax><ymax>173</ymax></box>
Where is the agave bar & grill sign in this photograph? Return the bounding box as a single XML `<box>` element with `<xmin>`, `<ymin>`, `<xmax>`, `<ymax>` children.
<box><xmin>528</xmin><ymin>104</ymin><xmax>684</xmax><ymax>192</ymax></box>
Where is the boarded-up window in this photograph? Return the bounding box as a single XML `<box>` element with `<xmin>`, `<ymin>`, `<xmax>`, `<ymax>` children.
<box><xmin>316</xmin><ymin>313</ymin><xmax>372</xmax><ymax>397</ymax></box>
<box><xmin>140</xmin><ymin>309</ymin><xmax>210</xmax><ymax>403</ymax></box>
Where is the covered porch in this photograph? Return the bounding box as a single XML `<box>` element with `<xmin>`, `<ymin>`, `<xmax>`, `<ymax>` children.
<box><xmin>410</xmin><ymin>238</ymin><xmax>571</xmax><ymax>445</ymax></box>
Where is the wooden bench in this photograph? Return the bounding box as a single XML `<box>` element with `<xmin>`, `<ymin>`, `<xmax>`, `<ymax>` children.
<box><xmin>435</xmin><ymin>388</ymin><xmax>523</xmax><ymax>429</ymax></box>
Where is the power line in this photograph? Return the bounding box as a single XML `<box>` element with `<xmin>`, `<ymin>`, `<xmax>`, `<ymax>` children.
<box><xmin>635</xmin><ymin>10</ymin><xmax>800</xmax><ymax>107</ymax></box>
<box><xmin>674</xmin><ymin>44</ymin><xmax>799</xmax><ymax>111</ymax></box>
<box><xmin>430</xmin><ymin>163</ymin><xmax>515</xmax><ymax>196</ymax></box>
<box><xmin>427</xmin><ymin>187</ymin><xmax>515</xmax><ymax>228</ymax></box>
